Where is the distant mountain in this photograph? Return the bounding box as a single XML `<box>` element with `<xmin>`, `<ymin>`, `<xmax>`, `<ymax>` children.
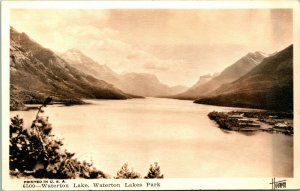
<box><xmin>172</xmin><ymin>74</ymin><xmax>216</xmax><ymax>99</ymax></box>
<box><xmin>59</xmin><ymin>49</ymin><xmax>121</xmax><ymax>86</ymax></box>
<box><xmin>168</xmin><ymin>85</ymin><xmax>188</xmax><ymax>96</ymax></box>
<box><xmin>174</xmin><ymin>51</ymin><xmax>267</xmax><ymax>100</ymax></box>
<box><xmin>10</xmin><ymin>27</ymin><xmax>133</xmax><ymax>110</ymax></box>
<box><xmin>60</xmin><ymin>49</ymin><xmax>187</xmax><ymax>97</ymax></box>
<box><xmin>195</xmin><ymin>45</ymin><xmax>293</xmax><ymax>111</ymax></box>
<box><xmin>119</xmin><ymin>73</ymin><xmax>188</xmax><ymax>97</ymax></box>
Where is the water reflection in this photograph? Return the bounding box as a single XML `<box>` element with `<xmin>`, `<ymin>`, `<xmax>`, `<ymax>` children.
<box><xmin>238</xmin><ymin>130</ymin><xmax>258</xmax><ymax>136</ymax></box>
<box><xmin>11</xmin><ymin>98</ymin><xmax>293</xmax><ymax>178</ymax></box>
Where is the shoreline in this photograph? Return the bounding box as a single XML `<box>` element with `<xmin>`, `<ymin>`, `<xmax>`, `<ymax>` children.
<box><xmin>208</xmin><ymin>110</ymin><xmax>293</xmax><ymax>136</ymax></box>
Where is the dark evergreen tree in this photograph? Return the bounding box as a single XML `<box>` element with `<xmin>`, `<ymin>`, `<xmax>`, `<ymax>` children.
<box><xmin>114</xmin><ymin>163</ymin><xmax>141</xmax><ymax>179</ymax></box>
<box><xmin>144</xmin><ymin>162</ymin><xmax>164</xmax><ymax>179</ymax></box>
<box><xmin>10</xmin><ymin>98</ymin><xmax>107</xmax><ymax>179</ymax></box>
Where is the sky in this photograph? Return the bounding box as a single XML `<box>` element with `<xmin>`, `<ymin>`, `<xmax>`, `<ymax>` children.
<box><xmin>11</xmin><ymin>9</ymin><xmax>292</xmax><ymax>87</ymax></box>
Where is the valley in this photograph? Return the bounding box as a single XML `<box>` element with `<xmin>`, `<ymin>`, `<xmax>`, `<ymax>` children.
<box><xmin>7</xmin><ymin>8</ymin><xmax>294</xmax><ymax>180</ymax></box>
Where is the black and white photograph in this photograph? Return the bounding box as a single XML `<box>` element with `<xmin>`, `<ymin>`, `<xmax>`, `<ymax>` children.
<box><xmin>1</xmin><ymin>1</ymin><xmax>300</xmax><ymax>190</ymax></box>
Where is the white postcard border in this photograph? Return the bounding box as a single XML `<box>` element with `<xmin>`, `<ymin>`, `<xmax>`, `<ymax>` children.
<box><xmin>1</xmin><ymin>1</ymin><xmax>300</xmax><ymax>190</ymax></box>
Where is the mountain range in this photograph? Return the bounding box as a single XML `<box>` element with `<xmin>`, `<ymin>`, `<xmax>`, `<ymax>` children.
<box><xmin>174</xmin><ymin>51</ymin><xmax>267</xmax><ymax>100</ymax></box>
<box><xmin>10</xmin><ymin>27</ymin><xmax>136</xmax><ymax>110</ymax></box>
<box><xmin>59</xmin><ymin>49</ymin><xmax>121</xmax><ymax>87</ymax></box>
<box><xmin>195</xmin><ymin>45</ymin><xmax>293</xmax><ymax>111</ymax></box>
<box><xmin>10</xmin><ymin>26</ymin><xmax>293</xmax><ymax>111</ymax></box>
<box><xmin>10</xmin><ymin>27</ymin><xmax>187</xmax><ymax>110</ymax></box>
<box><xmin>119</xmin><ymin>72</ymin><xmax>187</xmax><ymax>97</ymax></box>
<box><xmin>60</xmin><ymin>49</ymin><xmax>187</xmax><ymax>97</ymax></box>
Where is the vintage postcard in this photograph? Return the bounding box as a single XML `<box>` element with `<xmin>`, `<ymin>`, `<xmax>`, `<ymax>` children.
<box><xmin>1</xmin><ymin>1</ymin><xmax>300</xmax><ymax>190</ymax></box>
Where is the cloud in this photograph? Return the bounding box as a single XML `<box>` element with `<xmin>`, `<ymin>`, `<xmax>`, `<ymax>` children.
<box><xmin>10</xmin><ymin>9</ymin><xmax>292</xmax><ymax>86</ymax></box>
<box><xmin>49</xmin><ymin>23</ymin><xmax>177</xmax><ymax>80</ymax></box>
<box><xmin>143</xmin><ymin>62</ymin><xmax>168</xmax><ymax>71</ymax></box>
<box><xmin>64</xmin><ymin>25</ymin><xmax>117</xmax><ymax>39</ymax></box>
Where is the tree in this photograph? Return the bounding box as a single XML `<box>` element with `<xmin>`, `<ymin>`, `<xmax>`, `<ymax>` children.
<box><xmin>10</xmin><ymin>97</ymin><xmax>107</xmax><ymax>179</ymax></box>
<box><xmin>114</xmin><ymin>163</ymin><xmax>141</xmax><ymax>179</ymax></box>
<box><xmin>144</xmin><ymin>162</ymin><xmax>164</xmax><ymax>179</ymax></box>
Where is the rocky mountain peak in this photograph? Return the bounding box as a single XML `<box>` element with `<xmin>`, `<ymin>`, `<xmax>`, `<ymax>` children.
<box><xmin>65</xmin><ymin>48</ymin><xmax>84</xmax><ymax>55</ymax></box>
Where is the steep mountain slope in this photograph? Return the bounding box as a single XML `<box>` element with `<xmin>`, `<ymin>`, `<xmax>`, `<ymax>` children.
<box><xmin>59</xmin><ymin>49</ymin><xmax>121</xmax><ymax>86</ymax></box>
<box><xmin>168</xmin><ymin>85</ymin><xmax>188</xmax><ymax>95</ymax></box>
<box><xmin>172</xmin><ymin>74</ymin><xmax>215</xmax><ymax>99</ymax></box>
<box><xmin>174</xmin><ymin>52</ymin><xmax>267</xmax><ymax>100</ymax></box>
<box><xmin>195</xmin><ymin>45</ymin><xmax>293</xmax><ymax>111</ymax></box>
<box><xmin>10</xmin><ymin>27</ymin><xmax>132</xmax><ymax>110</ymax></box>
<box><xmin>60</xmin><ymin>49</ymin><xmax>187</xmax><ymax>97</ymax></box>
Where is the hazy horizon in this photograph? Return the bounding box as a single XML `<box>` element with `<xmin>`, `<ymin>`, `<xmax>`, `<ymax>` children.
<box><xmin>11</xmin><ymin>9</ymin><xmax>292</xmax><ymax>87</ymax></box>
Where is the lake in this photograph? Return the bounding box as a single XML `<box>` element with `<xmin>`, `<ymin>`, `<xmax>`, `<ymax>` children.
<box><xmin>10</xmin><ymin>98</ymin><xmax>293</xmax><ymax>178</ymax></box>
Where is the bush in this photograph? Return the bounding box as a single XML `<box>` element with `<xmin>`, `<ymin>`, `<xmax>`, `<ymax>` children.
<box><xmin>9</xmin><ymin>98</ymin><xmax>107</xmax><ymax>179</ymax></box>
<box><xmin>10</xmin><ymin>97</ymin><xmax>164</xmax><ymax>179</ymax></box>
<box><xmin>144</xmin><ymin>162</ymin><xmax>164</xmax><ymax>179</ymax></box>
<box><xmin>114</xmin><ymin>163</ymin><xmax>141</xmax><ymax>179</ymax></box>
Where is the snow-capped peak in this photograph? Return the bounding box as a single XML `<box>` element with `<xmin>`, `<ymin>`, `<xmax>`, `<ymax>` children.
<box><xmin>63</xmin><ymin>49</ymin><xmax>86</xmax><ymax>64</ymax></box>
<box><xmin>254</xmin><ymin>51</ymin><xmax>270</xmax><ymax>58</ymax></box>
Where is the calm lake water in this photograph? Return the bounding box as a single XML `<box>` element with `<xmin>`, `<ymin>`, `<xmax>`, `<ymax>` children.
<box><xmin>11</xmin><ymin>98</ymin><xmax>293</xmax><ymax>178</ymax></box>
